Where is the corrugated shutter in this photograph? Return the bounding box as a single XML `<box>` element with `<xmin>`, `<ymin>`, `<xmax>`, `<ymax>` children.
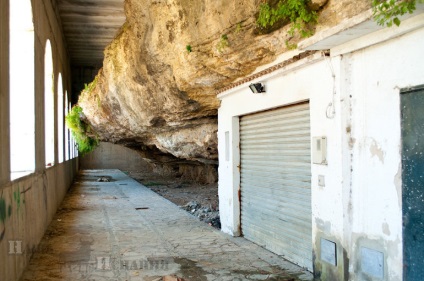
<box><xmin>240</xmin><ymin>102</ymin><xmax>312</xmax><ymax>270</ymax></box>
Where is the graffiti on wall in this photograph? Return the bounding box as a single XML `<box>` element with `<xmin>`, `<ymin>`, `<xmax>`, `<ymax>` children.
<box><xmin>0</xmin><ymin>191</ymin><xmax>12</xmax><ymax>241</ymax></box>
<box><xmin>0</xmin><ymin>184</ymin><xmax>30</xmax><ymax>242</ymax></box>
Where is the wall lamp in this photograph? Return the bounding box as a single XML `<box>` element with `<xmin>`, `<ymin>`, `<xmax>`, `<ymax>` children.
<box><xmin>249</xmin><ymin>83</ymin><xmax>265</xmax><ymax>94</ymax></box>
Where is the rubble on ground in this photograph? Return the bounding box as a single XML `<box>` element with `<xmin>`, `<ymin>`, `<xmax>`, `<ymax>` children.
<box><xmin>181</xmin><ymin>201</ymin><xmax>221</xmax><ymax>229</ymax></box>
<box><xmin>128</xmin><ymin>171</ymin><xmax>220</xmax><ymax>230</ymax></box>
<box><xmin>97</xmin><ymin>176</ymin><xmax>111</xmax><ymax>182</ymax></box>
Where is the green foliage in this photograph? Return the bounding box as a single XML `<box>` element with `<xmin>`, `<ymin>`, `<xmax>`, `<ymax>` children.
<box><xmin>257</xmin><ymin>0</ymin><xmax>317</xmax><ymax>37</ymax></box>
<box><xmin>235</xmin><ymin>22</ymin><xmax>243</xmax><ymax>33</ymax></box>
<box><xmin>65</xmin><ymin>105</ymin><xmax>99</xmax><ymax>155</ymax></box>
<box><xmin>0</xmin><ymin>198</ymin><xmax>6</xmax><ymax>223</ymax></box>
<box><xmin>372</xmin><ymin>0</ymin><xmax>423</xmax><ymax>27</ymax></box>
<box><xmin>186</xmin><ymin>45</ymin><xmax>192</xmax><ymax>53</ymax></box>
<box><xmin>257</xmin><ymin>2</ymin><xmax>274</xmax><ymax>27</ymax></box>
<box><xmin>217</xmin><ymin>34</ymin><xmax>229</xmax><ymax>53</ymax></box>
<box><xmin>285</xmin><ymin>40</ymin><xmax>298</xmax><ymax>50</ymax></box>
<box><xmin>81</xmin><ymin>76</ymin><xmax>101</xmax><ymax>107</ymax></box>
<box><xmin>83</xmin><ymin>75</ymin><xmax>98</xmax><ymax>94</ymax></box>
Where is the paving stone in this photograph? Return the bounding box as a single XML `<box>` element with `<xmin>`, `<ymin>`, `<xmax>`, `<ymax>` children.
<box><xmin>21</xmin><ymin>170</ymin><xmax>313</xmax><ymax>281</ymax></box>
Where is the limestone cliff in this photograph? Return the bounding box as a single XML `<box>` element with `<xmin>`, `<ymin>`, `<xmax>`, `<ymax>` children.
<box><xmin>78</xmin><ymin>0</ymin><xmax>371</xmax><ymax>182</ymax></box>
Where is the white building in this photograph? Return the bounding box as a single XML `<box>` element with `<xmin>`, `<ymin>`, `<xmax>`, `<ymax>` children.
<box><xmin>217</xmin><ymin>9</ymin><xmax>424</xmax><ymax>281</ymax></box>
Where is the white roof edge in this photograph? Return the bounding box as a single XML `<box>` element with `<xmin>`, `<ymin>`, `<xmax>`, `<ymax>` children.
<box><xmin>298</xmin><ymin>9</ymin><xmax>374</xmax><ymax>51</ymax></box>
<box><xmin>299</xmin><ymin>5</ymin><xmax>424</xmax><ymax>52</ymax></box>
<box><xmin>217</xmin><ymin>52</ymin><xmax>324</xmax><ymax>100</ymax></box>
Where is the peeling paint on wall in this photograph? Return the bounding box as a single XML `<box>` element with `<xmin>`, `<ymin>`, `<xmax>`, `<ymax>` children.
<box><xmin>315</xmin><ymin>218</ymin><xmax>332</xmax><ymax>233</ymax></box>
<box><xmin>382</xmin><ymin>222</ymin><xmax>391</xmax><ymax>236</ymax></box>
<box><xmin>348</xmin><ymin>137</ymin><xmax>356</xmax><ymax>149</ymax></box>
<box><xmin>369</xmin><ymin>139</ymin><xmax>385</xmax><ymax>163</ymax></box>
<box><xmin>394</xmin><ymin>161</ymin><xmax>402</xmax><ymax>209</ymax></box>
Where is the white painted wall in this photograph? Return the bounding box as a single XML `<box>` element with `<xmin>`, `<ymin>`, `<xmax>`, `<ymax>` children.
<box><xmin>218</xmin><ymin>52</ymin><xmax>347</xmax><ymax>267</ymax></box>
<box><xmin>345</xmin><ymin>26</ymin><xmax>424</xmax><ymax>280</ymax></box>
<box><xmin>218</xmin><ymin>14</ymin><xmax>424</xmax><ymax>280</ymax></box>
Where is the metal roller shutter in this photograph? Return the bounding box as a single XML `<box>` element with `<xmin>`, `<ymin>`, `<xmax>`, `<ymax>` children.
<box><xmin>240</xmin><ymin>102</ymin><xmax>312</xmax><ymax>270</ymax></box>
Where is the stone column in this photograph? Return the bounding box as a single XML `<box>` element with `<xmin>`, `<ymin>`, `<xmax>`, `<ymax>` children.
<box><xmin>34</xmin><ymin>15</ymin><xmax>45</xmax><ymax>172</ymax></box>
<box><xmin>0</xmin><ymin>0</ymin><xmax>10</xmax><ymax>185</ymax></box>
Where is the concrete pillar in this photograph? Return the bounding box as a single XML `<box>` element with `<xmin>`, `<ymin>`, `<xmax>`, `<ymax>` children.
<box><xmin>54</xmin><ymin>70</ymin><xmax>58</xmax><ymax>166</ymax></box>
<box><xmin>0</xmin><ymin>0</ymin><xmax>10</xmax><ymax>184</ymax></box>
<box><xmin>34</xmin><ymin>33</ymin><xmax>45</xmax><ymax>172</ymax></box>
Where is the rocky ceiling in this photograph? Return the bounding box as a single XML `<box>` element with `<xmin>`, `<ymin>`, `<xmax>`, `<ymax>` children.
<box><xmin>56</xmin><ymin>0</ymin><xmax>126</xmax><ymax>67</ymax></box>
<box><xmin>55</xmin><ymin>0</ymin><xmax>374</xmax><ymax>183</ymax></box>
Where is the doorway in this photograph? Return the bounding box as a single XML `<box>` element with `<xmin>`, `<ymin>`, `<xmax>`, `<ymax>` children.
<box><xmin>401</xmin><ymin>85</ymin><xmax>424</xmax><ymax>280</ymax></box>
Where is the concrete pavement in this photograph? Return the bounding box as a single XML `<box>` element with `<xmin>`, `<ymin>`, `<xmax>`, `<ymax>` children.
<box><xmin>20</xmin><ymin>170</ymin><xmax>313</xmax><ymax>281</ymax></box>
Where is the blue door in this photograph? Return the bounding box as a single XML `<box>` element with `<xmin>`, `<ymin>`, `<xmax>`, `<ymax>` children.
<box><xmin>401</xmin><ymin>85</ymin><xmax>424</xmax><ymax>280</ymax></box>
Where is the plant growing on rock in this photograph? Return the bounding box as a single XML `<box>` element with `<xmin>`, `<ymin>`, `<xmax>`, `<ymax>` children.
<box><xmin>372</xmin><ymin>0</ymin><xmax>424</xmax><ymax>27</ymax></box>
<box><xmin>235</xmin><ymin>22</ymin><xmax>243</xmax><ymax>33</ymax></box>
<box><xmin>186</xmin><ymin>45</ymin><xmax>192</xmax><ymax>53</ymax></box>
<box><xmin>257</xmin><ymin>0</ymin><xmax>318</xmax><ymax>38</ymax></box>
<box><xmin>83</xmin><ymin>75</ymin><xmax>98</xmax><ymax>94</ymax></box>
<box><xmin>216</xmin><ymin>34</ymin><xmax>229</xmax><ymax>53</ymax></box>
<box><xmin>285</xmin><ymin>40</ymin><xmax>298</xmax><ymax>50</ymax></box>
<box><xmin>65</xmin><ymin>105</ymin><xmax>99</xmax><ymax>155</ymax></box>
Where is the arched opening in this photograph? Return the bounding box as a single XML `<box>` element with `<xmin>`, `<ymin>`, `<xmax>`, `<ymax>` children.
<box><xmin>65</xmin><ymin>98</ymin><xmax>77</xmax><ymax>159</ymax></box>
<box><xmin>9</xmin><ymin>0</ymin><xmax>35</xmax><ymax>179</ymax></box>
<box><xmin>65</xmin><ymin>91</ymin><xmax>70</xmax><ymax>161</ymax></box>
<box><xmin>57</xmin><ymin>73</ymin><xmax>64</xmax><ymax>163</ymax></box>
<box><xmin>45</xmin><ymin>40</ymin><xmax>55</xmax><ymax>167</ymax></box>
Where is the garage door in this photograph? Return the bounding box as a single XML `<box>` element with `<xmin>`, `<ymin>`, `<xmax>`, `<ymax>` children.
<box><xmin>240</xmin><ymin>102</ymin><xmax>312</xmax><ymax>270</ymax></box>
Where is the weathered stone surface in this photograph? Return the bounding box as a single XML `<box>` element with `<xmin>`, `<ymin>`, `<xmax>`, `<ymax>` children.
<box><xmin>309</xmin><ymin>0</ymin><xmax>329</xmax><ymax>11</ymax></box>
<box><xmin>78</xmin><ymin>0</ymin><xmax>371</xmax><ymax>180</ymax></box>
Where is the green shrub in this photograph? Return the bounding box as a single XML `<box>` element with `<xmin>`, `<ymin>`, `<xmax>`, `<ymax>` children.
<box><xmin>257</xmin><ymin>0</ymin><xmax>317</xmax><ymax>37</ymax></box>
<box><xmin>186</xmin><ymin>45</ymin><xmax>192</xmax><ymax>53</ymax></box>
<box><xmin>372</xmin><ymin>0</ymin><xmax>423</xmax><ymax>27</ymax></box>
<box><xmin>65</xmin><ymin>105</ymin><xmax>99</xmax><ymax>155</ymax></box>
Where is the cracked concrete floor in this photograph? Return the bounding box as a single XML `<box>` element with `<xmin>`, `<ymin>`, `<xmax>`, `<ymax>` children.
<box><xmin>20</xmin><ymin>170</ymin><xmax>313</xmax><ymax>281</ymax></box>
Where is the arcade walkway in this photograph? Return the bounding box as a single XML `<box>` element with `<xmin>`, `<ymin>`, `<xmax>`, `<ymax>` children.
<box><xmin>21</xmin><ymin>170</ymin><xmax>312</xmax><ymax>281</ymax></box>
